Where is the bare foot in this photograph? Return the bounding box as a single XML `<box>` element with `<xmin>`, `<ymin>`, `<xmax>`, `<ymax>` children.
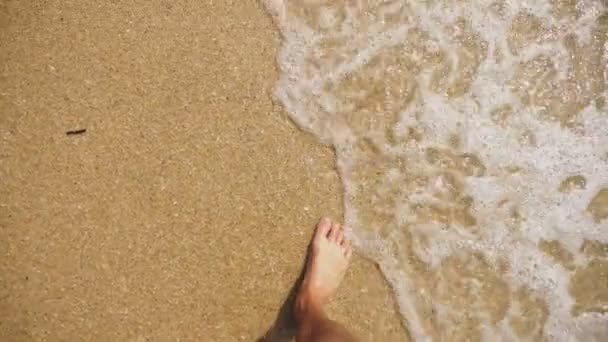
<box><xmin>296</xmin><ymin>217</ymin><xmax>353</xmax><ymax>315</ymax></box>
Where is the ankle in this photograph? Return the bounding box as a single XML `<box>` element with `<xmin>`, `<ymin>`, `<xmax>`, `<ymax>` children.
<box><xmin>294</xmin><ymin>285</ymin><xmax>323</xmax><ymax>320</ymax></box>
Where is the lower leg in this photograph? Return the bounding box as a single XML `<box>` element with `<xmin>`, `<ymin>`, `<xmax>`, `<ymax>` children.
<box><xmin>295</xmin><ymin>292</ymin><xmax>356</xmax><ymax>342</ymax></box>
<box><xmin>294</xmin><ymin>217</ymin><xmax>358</xmax><ymax>342</ymax></box>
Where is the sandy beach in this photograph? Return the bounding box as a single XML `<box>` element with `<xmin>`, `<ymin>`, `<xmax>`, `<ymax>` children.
<box><xmin>0</xmin><ymin>1</ymin><xmax>407</xmax><ymax>341</ymax></box>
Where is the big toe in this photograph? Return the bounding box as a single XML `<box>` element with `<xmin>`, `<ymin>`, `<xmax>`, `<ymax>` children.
<box><xmin>314</xmin><ymin>217</ymin><xmax>332</xmax><ymax>242</ymax></box>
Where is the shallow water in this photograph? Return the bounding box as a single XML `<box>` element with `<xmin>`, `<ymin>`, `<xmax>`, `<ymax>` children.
<box><xmin>263</xmin><ymin>0</ymin><xmax>608</xmax><ymax>340</ymax></box>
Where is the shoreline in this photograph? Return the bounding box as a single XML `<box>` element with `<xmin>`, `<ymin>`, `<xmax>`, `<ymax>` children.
<box><xmin>0</xmin><ymin>1</ymin><xmax>408</xmax><ymax>340</ymax></box>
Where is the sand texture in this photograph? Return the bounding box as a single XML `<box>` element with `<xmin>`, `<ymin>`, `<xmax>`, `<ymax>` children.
<box><xmin>0</xmin><ymin>1</ymin><xmax>408</xmax><ymax>341</ymax></box>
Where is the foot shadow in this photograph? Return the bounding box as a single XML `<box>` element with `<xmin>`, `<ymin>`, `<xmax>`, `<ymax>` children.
<box><xmin>256</xmin><ymin>254</ymin><xmax>308</xmax><ymax>342</ymax></box>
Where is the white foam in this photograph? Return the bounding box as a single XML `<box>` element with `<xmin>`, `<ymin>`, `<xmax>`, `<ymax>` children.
<box><xmin>264</xmin><ymin>0</ymin><xmax>608</xmax><ymax>340</ymax></box>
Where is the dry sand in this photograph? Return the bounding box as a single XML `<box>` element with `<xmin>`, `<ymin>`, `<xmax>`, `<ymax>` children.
<box><xmin>0</xmin><ymin>1</ymin><xmax>407</xmax><ymax>341</ymax></box>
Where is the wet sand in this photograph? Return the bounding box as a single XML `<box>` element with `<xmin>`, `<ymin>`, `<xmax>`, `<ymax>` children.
<box><xmin>0</xmin><ymin>1</ymin><xmax>407</xmax><ymax>341</ymax></box>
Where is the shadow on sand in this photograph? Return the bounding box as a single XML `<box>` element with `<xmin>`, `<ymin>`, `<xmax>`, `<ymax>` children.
<box><xmin>256</xmin><ymin>253</ymin><xmax>309</xmax><ymax>342</ymax></box>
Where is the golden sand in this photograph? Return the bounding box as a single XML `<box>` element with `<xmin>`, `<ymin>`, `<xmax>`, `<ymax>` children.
<box><xmin>0</xmin><ymin>1</ymin><xmax>407</xmax><ymax>341</ymax></box>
